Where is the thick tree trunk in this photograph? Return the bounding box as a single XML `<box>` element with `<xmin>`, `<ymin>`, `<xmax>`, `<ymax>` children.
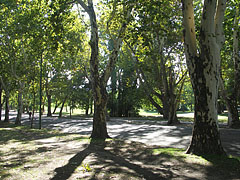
<box><xmin>186</xmin><ymin>64</ymin><xmax>225</xmax><ymax>155</ymax></box>
<box><xmin>4</xmin><ymin>93</ymin><xmax>9</xmax><ymax>123</ymax></box>
<box><xmin>15</xmin><ymin>89</ymin><xmax>23</xmax><ymax>125</ymax></box>
<box><xmin>162</xmin><ymin>97</ymin><xmax>169</xmax><ymax>119</ymax></box>
<box><xmin>219</xmin><ymin>79</ymin><xmax>240</xmax><ymax>128</ymax></box>
<box><xmin>226</xmin><ymin>97</ymin><xmax>240</xmax><ymax>128</ymax></box>
<box><xmin>91</xmin><ymin>88</ymin><xmax>109</xmax><ymax>139</ymax></box>
<box><xmin>182</xmin><ymin>0</ymin><xmax>226</xmax><ymax>155</ymax></box>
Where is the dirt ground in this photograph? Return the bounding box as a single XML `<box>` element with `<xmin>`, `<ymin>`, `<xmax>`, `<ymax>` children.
<box><xmin>1</xmin><ymin>119</ymin><xmax>240</xmax><ymax>180</ymax></box>
<box><xmin>15</xmin><ymin>113</ymin><xmax>240</xmax><ymax>157</ymax></box>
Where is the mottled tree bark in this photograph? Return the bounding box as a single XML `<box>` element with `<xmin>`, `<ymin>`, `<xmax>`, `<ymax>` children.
<box><xmin>182</xmin><ymin>0</ymin><xmax>226</xmax><ymax>155</ymax></box>
<box><xmin>77</xmin><ymin>0</ymin><xmax>130</xmax><ymax>139</ymax></box>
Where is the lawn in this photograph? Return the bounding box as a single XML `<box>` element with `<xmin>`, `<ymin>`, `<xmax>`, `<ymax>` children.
<box><xmin>139</xmin><ymin>109</ymin><xmax>229</xmax><ymax>123</ymax></box>
<box><xmin>0</xmin><ymin>121</ymin><xmax>239</xmax><ymax>180</ymax></box>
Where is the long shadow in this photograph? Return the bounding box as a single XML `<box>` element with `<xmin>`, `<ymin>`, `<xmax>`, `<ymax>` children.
<box><xmin>50</xmin><ymin>139</ymin><xmax>167</xmax><ymax>180</ymax></box>
<box><xmin>50</xmin><ymin>145</ymin><xmax>91</xmax><ymax>180</ymax></box>
<box><xmin>202</xmin><ymin>154</ymin><xmax>240</xmax><ymax>179</ymax></box>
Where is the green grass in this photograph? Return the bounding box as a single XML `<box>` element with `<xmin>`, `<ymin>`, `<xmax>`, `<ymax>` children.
<box><xmin>152</xmin><ymin>147</ymin><xmax>240</xmax><ymax>169</ymax></box>
<box><xmin>139</xmin><ymin>109</ymin><xmax>229</xmax><ymax>123</ymax></box>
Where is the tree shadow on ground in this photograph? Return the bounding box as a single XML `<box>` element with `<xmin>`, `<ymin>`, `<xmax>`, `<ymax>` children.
<box><xmin>51</xmin><ymin>139</ymin><xmax>169</xmax><ymax>180</ymax></box>
<box><xmin>50</xmin><ymin>139</ymin><xmax>240</xmax><ymax>180</ymax></box>
<box><xmin>200</xmin><ymin>154</ymin><xmax>240</xmax><ymax>179</ymax></box>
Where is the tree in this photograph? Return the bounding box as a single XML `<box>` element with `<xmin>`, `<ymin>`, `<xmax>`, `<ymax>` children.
<box><xmin>220</xmin><ymin>1</ymin><xmax>240</xmax><ymax>128</ymax></box>
<box><xmin>0</xmin><ymin>82</ymin><xmax>2</xmax><ymax>121</ymax></box>
<box><xmin>124</xmin><ymin>0</ymin><xmax>186</xmax><ymax>124</ymax></box>
<box><xmin>107</xmin><ymin>46</ymin><xmax>144</xmax><ymax>117</ymax></box>
<box><xmin>182</xmin><ymin>0</ymin><xmax>226</xmax><ymax>155</ymax></box>
<box><xmin>76</xmin><ymin>0</ymin><xmax>132</xmax><ymax>139</ymax></box>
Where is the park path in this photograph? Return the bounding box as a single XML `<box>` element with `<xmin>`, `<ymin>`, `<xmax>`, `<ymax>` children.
<box><xmin>2</xmin><ymin>111</ymin><xmax>240</xmax><ymax>156</ymax></box>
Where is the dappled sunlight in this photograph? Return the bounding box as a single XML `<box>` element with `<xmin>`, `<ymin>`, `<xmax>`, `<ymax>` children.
<box><xmin>1</xmin><ymin>125</ymin><xmax>240</xmax><ymax>180</ymax></box>
<box><xmin>14</xmin><ymin>115</ymin><xmax>240</xmax><ymax>157</ymax></box>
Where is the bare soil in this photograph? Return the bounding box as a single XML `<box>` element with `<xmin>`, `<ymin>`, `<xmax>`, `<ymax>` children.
<box><xmin>0</xmin><ymin>121</ymin><xmax>240</xmax><ymax>180</ymax></box>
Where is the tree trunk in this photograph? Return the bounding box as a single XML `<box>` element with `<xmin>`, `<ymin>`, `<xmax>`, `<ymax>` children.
<box><xmin>77</xmin><ymin>0</ymin><xmax>130</xmax><ymax>139</ymax></box>
<box><xmin>15</xmin><ymin>89</ymin><xmax>23</xmax><ymax>125</ymax></box>
<box><xmin>90</xmin><ymin>99</ymin><xmax>93</xmax><ymax>115</ymax></box>
<box><xmin>182</xmin><ymin>0</ymin><xmax>226</xmax><ymax>155</ymax></box>
<box><xmin>186</xmin><ymin>66</ymin><xmax>225</xmax><ymax>155</ymax></box>
<box><xmin>31</xmin><ymin>90</ymin><xmax>36</xmax><ymax>129</ymax></box>
<box><xmin>53</xmin><ymin>100</ymin><xmax>59</xmax><ymax>114</ymax></box>
<box><xmin>91</xmin><ymin>86</ymin><xmax>109</xmax><ymax>138</ymax></box>
<box><xmin>229</xmin><ymin>4</ymin><xmax>240</xmax><ymax>128</ymax></box>
<box><xmin>59</xmin><ymin>96</ymin><xmax>67</xmax><ymax>118</ymax></box>
<box><xmin>162</xmin><ymin>97</ymin><xmax>169</xmax><ymax>119</ymax></box>
<box><xmin>4</xmin><ymin>93</ymin><xmax>9</xmax><ymax>123</ymax></box>
<box><xmin>219</xmin><ymin>78</ymin><xmax>240</xmax><ymax>128</ymax></box>
<box><xmin>226</xmin><ymin>97</ymin><xmax>240</xmax><ymax>128</ymax></box>
<box><xmin>47</xmin><ymin>94</ymin><xmax>52</xmax><ymax>117</ymax></box>
<box><xmin>0</xmin><ymin>85</ymin><xmax>2</xmax><ymax>121</ymax></box>
<box><xmin>167</xmin><ymin>94</ymin><xmax>180</xmax><ymax>125</ymax></box>
<box><xmin>85</xmin><ymin>103</ymin><xmax>89</xmax><ymax>115</ymax></box>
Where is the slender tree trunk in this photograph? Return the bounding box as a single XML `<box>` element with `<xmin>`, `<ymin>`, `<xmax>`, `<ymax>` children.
<box><xmin>167</xmin><ymin>76</ymin><xmax>185</xmax><ymax>125</ymax></box>
<box><xmin>53</xmin><ymin>100</ymin><xmax>59</xmax><ymax>114</ymax></box>
<box><xmin>85</xmin><ymin>103</ymin><xmax>89</xmax><ymax>115</ymax></box>
<box><xmin>90</xmin><ymin>99</ymin><xmax>93</xmax><ymax>115</ymax></box>
<box><xmin>15</xmin><ymin>89</ymin><xmax>23</xmax><ymax>125</ymax></box>
<box><xmin>31</xmin><ymin>91</ymin><xmax>36</xmax><ymax>129</ymax></box>
<box><xmin>4</xmin><ymin>93</ymin><xmax>9</xmax><ymax>123</ymax></box>
<box><xmin>182</xmin><ymin>0</ymin><xmax>226</xmax><ymax>155</ymax></box>
<box><xmin>0</xmin><ymin>86</ymin><xmax>2</xmax><ymax>121</ymax></box>
<box><xmin>47</xmin><ymin>94</ymin><xmax>52</xmax><ymax>117</ymax></box>
<box><xmin>59</xmin><ymin>96</ymin><xmax>67</xmax><ymax>118</ymax></box>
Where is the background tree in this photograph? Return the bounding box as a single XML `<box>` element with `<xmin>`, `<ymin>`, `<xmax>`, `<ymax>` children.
<box><xmin>125</xmin><ymin>0</ymin><xmax>187</xmax><ymax>124</ymax></box>
<box><xmin>220</xmin><ymin>1</ymin><xmax>240</xmax><ymax>128</ymax></box>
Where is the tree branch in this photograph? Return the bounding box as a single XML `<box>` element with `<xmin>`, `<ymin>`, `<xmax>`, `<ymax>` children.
<box><xmin>214</xmin><ymin>0</ymin><xmax>227</xmax><ymax>47</ymax></box>
<box><xmin>76</xmin><ymin>0</ymin><xmax>90</xmax><ymax>12</ymax></box>
<box><xmin>181</xmin><ymin>0</ymin><xmax>197</xmax><ymax>57</ymax></box>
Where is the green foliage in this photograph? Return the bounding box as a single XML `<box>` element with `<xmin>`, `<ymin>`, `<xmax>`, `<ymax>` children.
<box><xmin>81</xmin><ymin>163</ymin><xmax>92</xmax><ymax>172</ymax></box>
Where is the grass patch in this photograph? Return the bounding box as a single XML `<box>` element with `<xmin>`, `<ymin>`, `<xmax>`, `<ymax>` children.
<box><xmin>152</xmin><ymin>147</ymin><xmax>240</xmax><ymax>171</ymax></box>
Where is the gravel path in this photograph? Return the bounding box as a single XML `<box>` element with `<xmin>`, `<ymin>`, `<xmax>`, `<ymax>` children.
<box><xmin>4</xmin><ymin>111</ymin><xmax>240</xmax><ymax>156</ymax></box>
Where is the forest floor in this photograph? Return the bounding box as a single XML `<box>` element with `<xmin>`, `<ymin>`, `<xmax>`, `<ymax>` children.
<box><xmin>0</xmin><ymin>112</ymin><xmax>240</xmax><ymax>180</ymax></box>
